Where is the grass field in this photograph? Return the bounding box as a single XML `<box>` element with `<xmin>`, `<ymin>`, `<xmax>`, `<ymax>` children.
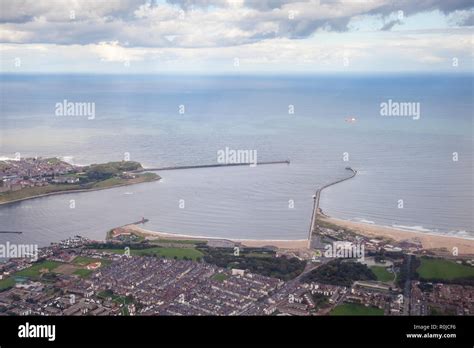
<box><xmin>99</xmin><ymin>247</ymin><xmax>203</xmax><ymax>260</ymax></box>
<box><xmin>0</xmin><ymin>277</ymin><xmax>15</xmax><ymax>291</ymax></box>
<box><xmin>212</xmin><ymin>273</ymin><xmax>229</xmax><ymax>282</ymax></box>
<box><xmin>70</xmin><ymin>256</ymin><xmax>111</xmax><ymax>278</ymax></box>
<box><xmin>0</xmin><ymin>261</ymin><xmax>62</xmax><ymax>291</ymax></box>
<box><xmin>330</xmin><ymin>303</ymin><xmax>384</xmax><ymax>316</ymax></box>
<box><xmin>15</xmin><ymin>260</ymin><xmax>63</xmax><ymax>279</ymax></box>
<box><xmin>416</xmin><ymin>257</ymin><xmax>474</xmax><ymax>281</ymax></box>
<box><xmin>72</xmin><ymin>256</ymin><xmax>111</xmax><ymax>267</ymax></box>
<box><xmin>370</xmin><ymin>266</ymin><xmax>394</xmax><ymax>282</ymax></box>
<box><xmin>92</xmin><ymin>173</ymin><xmax>158</xmax><ymax>189</ymax></box>
<box><xmin>149</xmin><ymin>239</ymin><xmax>200</xmax><ymax>245</ymax></box>
<box><xmin>155</xmin><ymin>247</ymin><xmax>203</xmax><ymax>260</ymax></box>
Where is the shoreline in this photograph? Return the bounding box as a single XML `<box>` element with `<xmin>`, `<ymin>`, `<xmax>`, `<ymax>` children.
<box><xmin>3</xmin><ymin>158</ymin><xmax>471</xmax><ymax>254</ymax></box>
<box><xmin>123</xmin><ymin>218</ymin><xmax>474</xmax><ymax>254</ymax></box>
<box><xmin>0</xmin><ymin>176</ymin><xmax>161</xmax><ymax>206</ymax></box>
<box><xmin>319</xmin><ymin>215</ymin><xmax>474</xmax><ymax>256</ymax></box>
<box><xmin>122</xmin><ymin>225</ymin><xmax>309</xmax><ymax>249</ymax></box>
<box><xmin>122</xmin><ymin>215</ymin><xmax>474</xmax><ymax>254</ymax></box>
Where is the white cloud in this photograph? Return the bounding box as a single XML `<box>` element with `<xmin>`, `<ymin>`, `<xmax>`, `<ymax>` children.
<box><xmin>88</xmin><ymin>41</ymin><xmax>148</xmax><ymax>62</ymax></box>
<box><xmin>0</xmin><ymin>0</ymin><xmax>472</xmax><ymax>72</ymax></box>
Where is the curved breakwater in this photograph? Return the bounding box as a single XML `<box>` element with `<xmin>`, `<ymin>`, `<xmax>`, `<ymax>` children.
<box><xmin>307</xmin><ymin>167</ymin><xmax>358</xmax><ymax>246</ymax></box>
<box><xmin>1</xmin><ymin>75</ymin><xmax>472</xmax><ymax>244</ymax></box>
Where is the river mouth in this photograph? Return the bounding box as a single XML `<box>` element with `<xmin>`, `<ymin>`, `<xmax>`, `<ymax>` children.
<box><xmin>1</xmin><ymin>74</ymin><xmax>473</xmax><ymax>246</ymax></box>
<box><xmin>0</xmin><ymin>163</ymin><xmax>335</xmax><ymax>247</ymax></box>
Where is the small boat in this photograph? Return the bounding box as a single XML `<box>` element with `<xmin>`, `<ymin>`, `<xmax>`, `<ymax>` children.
<box><xmin>345</xmin><ymin>116</ymin><xmax>357</xmax><ymax>123</ymax></box>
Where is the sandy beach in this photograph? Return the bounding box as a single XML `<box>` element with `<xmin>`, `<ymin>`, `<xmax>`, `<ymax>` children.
<box><xmin>122</xmin><ymin>225</ymin><xmax>309</xmax><ymax>249</ymax></box>
<box><xmin>320</xmin><ymin>215</ymin><xmax>474</xmax><ymax>256</ymax></box>
<box><xmin>122</xmin><ymin>219</ymin><xmax>474</xmax><ymax>255</ymax></box>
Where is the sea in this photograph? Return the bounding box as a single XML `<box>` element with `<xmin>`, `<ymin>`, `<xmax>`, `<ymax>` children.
<box><xmin>0</xmin><ymin>73</ymin><xmax>472</xmax><ymax>247</ymax></box>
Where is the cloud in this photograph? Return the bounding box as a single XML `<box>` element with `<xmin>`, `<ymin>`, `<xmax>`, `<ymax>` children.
<box><xmin>2</xmin><ymin>28</ymin><xmax>471</xmax><ymax>73</ymax></box>
<box><xmin>0</xmin><ymin>0</ymin><xmax>471</xmax><ymax>47</ymax></box>
<box><xmin>0</xmin><ymin>0</ymin><xmax>472</xmax><ymax>72</ymax></box>
<box><xmin>166</xmin><ymin>0</ymin><xmax>234</xmax><ymax>9</ymax></box>
<box><xmin>0</xmin><ymin>0</ymin><xmax>143</xmax><ymax>23</ymax></box>
<box><xmin>462</xmin><ymin>12</ymin><xmax>474</xmax><ymax>25</ymax></box>
<box><xmin>88</xmin><ymin>41</ymin><xmax>148</xmax><ymax>62</ymax></box>
<box><xmin>380</xmin><ymin>18</ymin><xmax>401</xmax><ymax>31</ymax></box>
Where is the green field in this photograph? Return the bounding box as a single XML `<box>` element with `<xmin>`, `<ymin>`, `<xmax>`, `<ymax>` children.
<box><xmin>0</xmin><ymin>277</ymin><xmax>16</xmax><ymax>291</ymax></box>
<box><xmin>15</xmin><ymin>260</ymin><xmax>63</xmax><ymax>279</ymax></box>
<box><xmin>72</xmin><ymin>256</ymin><xmax>111</xmax><ymax>267</ymax></box>
<box><xmin>370</xmin><ymin>266</ymin><xmax>394</xmax><ymax>282</ymax></box>
<box><xmin>0</xmin><ymin>261</ymin><xmax>62</xmax><ymax>291</ymax></box>
<box><xmin>330</xmin><ymin>303</ymin><xmax>384</xmax><ymax>316</ymax></box>
<box><xmin>149</xmin><ymin>239</ymin><xmax>200</xmax><ymax>245</ymax></box>
<box><xmin>92</xmin><ymin>172</ymin><xmax>158</xmax><ymax>189</ymax></box>
<box><xmin>212</xmin><ymin>273</ymin><xmax>229</xmax><ymax>282</ymax></box>
<box><xmin>70</xmin><ymin>256</ymin><xmax>111</xmax><ymax>278</ymax></box>
<box><xmin>416</xmin><ymin>257</ymin><xmax>474</xmax><ymax>281</ymax></box>
<box><xmin>99</xmin><ymin>247</ymin><xmax>203</xmax><ymax>260</ymax></box>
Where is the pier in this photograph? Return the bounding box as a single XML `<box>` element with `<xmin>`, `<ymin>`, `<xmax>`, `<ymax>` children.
<box><xmin>133</xmin><ymin>160</ymin><xmax>290</xmax><ymax>172</ymax></box>
<box><xmin>120</xmin><ymin>217</ymin><xmax>149</xmax><ymax>227</ymax></box>
<box><xmin>131</xmin><ymin>217</ymin><xmax>149</xmax><ymax>225</ymax></box>
<box><xmin>307</xmin><ymin>167</ymin><xmax>357</xmax><ymax>248</ymax></box>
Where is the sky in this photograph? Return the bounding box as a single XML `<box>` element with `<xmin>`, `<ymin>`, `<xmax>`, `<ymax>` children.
<box><xmin>0</xmin><ymin>0</ymin><xmax>473</xmax><ymax>74</ymax></box>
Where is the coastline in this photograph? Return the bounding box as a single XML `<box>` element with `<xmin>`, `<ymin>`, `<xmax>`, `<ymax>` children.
<box><xmin>123</xmin><ymin>224</ymin><xmax>309</xmax><ymax>249</ymax></box>
<box><xmin>310</xmin><ymin>168</ymin><xmax>474</xmax><ymax>256</ymax></box>
<box><xmin>3</xmin><ymin>156</ymin><xmax>471</xmax><ymax>255</ymax></box>
<box><xmin>319</xmin><ymin>215</ymin><xmax>474</xmax><ymax>255</ymax></box>
<box><xmin>123</xmin><ymin>215</ymin><xmax>474</xmax><ymax>255</ymax></box>
<box><xmin>0</xmin><ymin>176</ymin><xmax>161</xmax><ymax>206</ymax></box>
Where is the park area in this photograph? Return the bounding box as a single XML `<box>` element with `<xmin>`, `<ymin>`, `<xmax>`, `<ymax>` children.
<box><xmin>330</xmin><ymin>303</ymin><xmax>384</xmax><ymax>316</ymax></box>
<box><xmin>416</xmin><ymin>257</ymin><xmax>474</xmax><ymax>281</ymax></box>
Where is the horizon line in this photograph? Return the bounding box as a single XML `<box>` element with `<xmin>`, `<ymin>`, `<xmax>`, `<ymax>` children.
<box><xmin>1</xmin><ymin>71</ymin><xmax>472</xmax><ymax>77</ymax></box>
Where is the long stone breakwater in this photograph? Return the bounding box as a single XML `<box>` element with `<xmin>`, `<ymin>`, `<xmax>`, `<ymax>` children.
<box><xmin>134</xmin><ymin>160</ymin><xmax>290</xmax><ymax>172</ymax></box>
<box><xmin>307</xmin><ymin>167</ymin><xmax>358</xmax><ymax>247</ymax></box>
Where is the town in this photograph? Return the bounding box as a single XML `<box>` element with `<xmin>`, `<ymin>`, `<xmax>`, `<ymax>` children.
<box><xmin>0</xmin><ymin>157</ymin><xmax>159</xmax><ymax>204</ymax></box>
<box><xmin>0</xmin><ymin>219</ymin><xmax>473</xmax><ymax>316</ymax></box>
<box><xmin>0</xmin><ymin>157</ymin><xmax>78</xmax><ymax>193</ymax></box>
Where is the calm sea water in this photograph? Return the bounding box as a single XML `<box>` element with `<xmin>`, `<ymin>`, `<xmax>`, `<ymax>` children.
<box><xmin>0</xmin><ymin>74</ymin><xmax>472</xmax><ymax>247</ymax></box>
